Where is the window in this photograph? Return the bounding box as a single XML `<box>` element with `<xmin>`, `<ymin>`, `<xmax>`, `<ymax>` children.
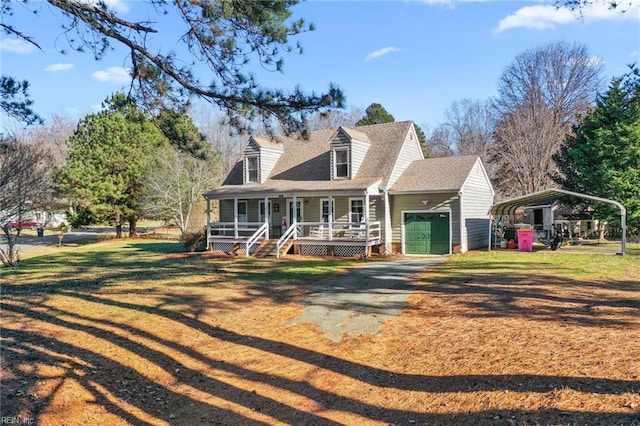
<box><xmin>237</xmin><ymin>201</ymin><xmax>248</xmax><ymax>223</ymax></box>
<box><xmin>350</xmin><ymin>198</ymin><xmax>364</xmax><ymax>223</ymax></box>
<box><xmin>320</xmin><ymin>199</ymin><xmax>335</xmax><ymax>222</ymax></box>
<box><xmin>259</xmin><ymin>201</ymin><xmax>271</xmax><ymax>223</ymax></box>
<box><xmin>246</xmin><ymin>156</ymin><xmax>259</xmax><ymax>183</ymax></box>
<box><xmin>333</xmin><ymin>148</ymin><xmax>349</xmax><ymax>179</ymax></box>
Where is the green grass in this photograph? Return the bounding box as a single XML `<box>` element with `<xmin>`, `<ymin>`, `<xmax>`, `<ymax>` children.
<box><xmin>441</xmin><ymin>246</ymin><xmax>639</xmax><ymax>284</ymax></box>
<box><xmin>4</xmin><ymin>240</ymin><xmax>359</xmax><ymax>299</ymax></box>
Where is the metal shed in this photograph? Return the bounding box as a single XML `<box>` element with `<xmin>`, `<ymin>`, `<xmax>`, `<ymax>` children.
<box><xmin>489</xmin><ymin>188</ymin><xmax>627</xmax><ymax>255</ymax></box>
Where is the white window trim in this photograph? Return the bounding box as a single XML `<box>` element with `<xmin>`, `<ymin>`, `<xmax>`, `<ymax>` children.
<box><xmin>287</xmin><ymin>199</ymin><xmax>304</xmax><ymax>223</ymax></box>
<box><xmin>320</xmin><ymin>199</ymin><xmax>335</xmax><ymax>222</ymax></box>
<box><xmin>333</xmin><ymin>147</ymin><xmax>350</xmax><ymax>179</ymax></box>
<box><xmin>245</xmin><ymin>155</ymin><xmax>259</xmax><ymax>183</ymax></box>
<box><xmin>349</xmin><ymin>197</ymin><xmax>364</xmax><ymax>223</ymax></box>
<box><xmin>237</xmin><ymin>201</ymin><xmax>248</xmax><ymax>223</ymax></box>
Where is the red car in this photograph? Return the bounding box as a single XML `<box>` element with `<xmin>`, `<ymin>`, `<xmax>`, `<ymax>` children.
<box><xmin>5</xmin><ymin>220</ymin><xmax>43</xmax><ymax>230</ymax></box>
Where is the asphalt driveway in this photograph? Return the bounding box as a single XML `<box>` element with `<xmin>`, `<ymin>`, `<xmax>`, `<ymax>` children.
<box><xmin>288</xmin><ymin>257</ymin><xmax>447</xmax><ymax>341</ymax></box>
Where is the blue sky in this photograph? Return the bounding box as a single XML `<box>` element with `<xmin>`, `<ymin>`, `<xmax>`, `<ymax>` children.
<box><xmin>1</xmin><ymin>0</ymin><xmax>639</xmax><ymax>134</ymax></box>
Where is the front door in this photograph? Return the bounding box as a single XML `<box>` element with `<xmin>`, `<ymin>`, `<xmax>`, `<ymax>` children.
<box><xmin>404</xmin><ymin>212</ymin><xmax>450</xmax><ymax>255</ymax></box>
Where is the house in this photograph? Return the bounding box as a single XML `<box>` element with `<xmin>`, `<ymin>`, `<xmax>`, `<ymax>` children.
<box><xmin>203</xmin><ymin>121</ymin><xmax>495</xmax><ymax>257</ymax></box>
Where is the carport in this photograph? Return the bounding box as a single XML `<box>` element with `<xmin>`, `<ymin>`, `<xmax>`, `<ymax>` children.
<box><xmin>489</xmin><ymin>188</ymin><xmax>627</xmax><ymax>256</ymax></box>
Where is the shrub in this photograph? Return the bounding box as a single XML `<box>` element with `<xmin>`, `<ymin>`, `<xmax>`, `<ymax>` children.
<box><xmin>179</xmin><ymin>227</ymin><xmax>207</xmax><ymax>252</ymax></box>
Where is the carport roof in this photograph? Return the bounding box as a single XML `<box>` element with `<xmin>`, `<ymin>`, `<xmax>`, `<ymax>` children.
<box><xmin>489</xmin><ymin>188</ymin><xmax>626</xmax><ymax>216</ymax></box>
<box><xmin>489</xmin><ymin>188</ymin><xmax>627</xmax><ymax>255</ymax></box>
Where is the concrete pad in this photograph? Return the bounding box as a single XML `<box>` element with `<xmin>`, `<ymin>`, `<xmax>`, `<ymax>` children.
<box><xmin>287</xmin><ymin>257</ymin><xmax>447</xmax><ymax>342</ymax></box>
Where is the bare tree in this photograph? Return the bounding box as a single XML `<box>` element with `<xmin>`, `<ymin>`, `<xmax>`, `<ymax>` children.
<box><xmin>190</xmin><ymin>107</ymin><xmax>249</xmax><ymax>177</ymax></box>
<box><xmin>304</xmin><ymin>107</ymin><xmax>364</xmax><ymax>131</ymax></box>
<box><xmin>19</xmin><ymin>114</ymin><xmax>77</xmax><ymax>166</ymax></box>
<box><xmin>491</xmin><ymin>41</ymin><xmax>602</xmax><ymax>197</ymax></box>
<box><xmin>427</xmin><ymin>98</ymin><xmax>496</xmax><ymax>160</ymax></box>
<box><xmin>143</xmin><ymin>145</ymin><xmax>221</xmax><ymax>234</ymax></box>
<box><xmin>492</xmin><ymin>100</ymin><xmax>561</xmax><ymax>197</ymax></box>
<box><xmin>0</xmin><ymin>138</ymin><xmax>55</xmax><ymax>266</ymax></box>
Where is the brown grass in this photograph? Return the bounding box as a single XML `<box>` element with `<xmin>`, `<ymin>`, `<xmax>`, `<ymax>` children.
<box><xmin>1</xmin><ymin>241</ymin><xmax>639</xmax><ymax>425</ymax></box>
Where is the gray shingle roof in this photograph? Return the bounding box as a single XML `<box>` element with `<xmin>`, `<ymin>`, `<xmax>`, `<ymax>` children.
<box><xmin>209</xmin><ymin>121</ymin><xmax>415</xmax><ymax>198</ymax></box>
<box><xmin>390</xmin><ymin>156</ymin><xmax>480</xmax><ymax>193</ymax></box>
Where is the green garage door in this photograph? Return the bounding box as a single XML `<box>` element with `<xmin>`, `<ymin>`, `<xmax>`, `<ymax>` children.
<box><xmin>404</xmin><ymin>212</ymin><xmax>450</xmax><ymax>255</ymax></box>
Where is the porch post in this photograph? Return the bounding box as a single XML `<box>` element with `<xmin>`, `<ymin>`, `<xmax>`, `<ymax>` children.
<box><xmin>292</xmin><ymin>195</ymin><xmax>298</xmax><ymax>238</ymax></box>
<box><xmin>206</xmin><ymin>198</ymin><xmax>211</xmax><ymax>250</ymax></box>
<box><xmin>383</xmin><ymin>189</ymin><xmax>392</xmax><ymax>254</ymax></box>
<box><xmin>264</xmin><ymin>196</ymin><xmax>270</xmax><ymax>239</ymax></box>
<box><xmin>364</xmin><ymin>191</ymin><xmax>370</xmax><ymax>257</ymax></box>
<box><xmin>233</xmin><ymin>198</ymin><xmax>239</xmax><ymax>239</ymax></box>
<box><xmin>328</xmin><ymin>195</ymin><xmax>333</xmax><ymax>241</ymax></box>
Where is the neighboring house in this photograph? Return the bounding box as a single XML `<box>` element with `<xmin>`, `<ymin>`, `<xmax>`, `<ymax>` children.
<box><xmin>204</xmin><ymin>121</ymin><xmax>494</xmax><ymax>257</ymax></box>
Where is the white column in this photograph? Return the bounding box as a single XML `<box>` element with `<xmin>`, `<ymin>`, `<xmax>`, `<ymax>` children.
<box><xmin>233</xmin><ymin>198</ymin><xmax>238</xmax><ymax>239</ymax></box>
<box><xmin>292</xmin><ymin>195</ymin><xmax>298</xmax><ymax>238</ymax></box>
<box><xmin>364</xmin><ymin>191</ymin><xmax>370</xmax><ymax>254</ymax></box>
<box><xmin>328</xmin><ymin>195</ymin><xmax>333</xmax><ymax>241</ymax></box>
<box><xmin>384</xmin><ymin>189</ymin><xmax>392</xmax><ymax>254</ymax></box>
<box><xmin>264</xmin><ymin>196</ymin><xmax>270</xmax><ymax>239</ymax></box>
<box><xmin>206</xmin><ymin>198</ymin><xmax>211</xmax><ymax>250</ymax></box>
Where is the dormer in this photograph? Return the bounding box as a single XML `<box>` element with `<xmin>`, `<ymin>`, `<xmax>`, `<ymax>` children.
<box><xmin>330</xmin><ymin>127</ymin><xmax>371</xmax><ymax>180</ymax></box>
<box><xmin>242</xmin><ymin>136</ymin><xmax>283</xmax><ymax>184</ymax></box>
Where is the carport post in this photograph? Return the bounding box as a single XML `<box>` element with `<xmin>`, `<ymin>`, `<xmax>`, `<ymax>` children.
<box><xmin>206</xmin><ymin>198</ymin><xmax>211</xmax><ymax>250</ymax></box>
<box><xmin>488</xmin><ymin>214</ymin><xmax>493</xmax><ymax>252</ymax></box>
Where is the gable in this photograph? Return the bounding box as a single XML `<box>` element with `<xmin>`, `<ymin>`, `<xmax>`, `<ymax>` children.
<box><xmin>389</xmin><ymin>156</ymin><xmax>484</xmax><ymax>193</ymax></box>
<box><xmin>214</xmin><ymin>121</ymin><xmax>419</xmax><ymax>190</ymax></box>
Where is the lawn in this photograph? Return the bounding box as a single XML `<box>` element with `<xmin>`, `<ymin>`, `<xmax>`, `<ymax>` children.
<box><xmin>1</xmin><ymin>240</ymin><xmax>639</xmax><ymax>425</ymax></box>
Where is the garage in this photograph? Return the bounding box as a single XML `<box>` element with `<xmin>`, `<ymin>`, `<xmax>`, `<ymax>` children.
<box><xmin>404</xmin><ymin>212</ymin><xmax>450</xmax><ymax>255</ymax></box>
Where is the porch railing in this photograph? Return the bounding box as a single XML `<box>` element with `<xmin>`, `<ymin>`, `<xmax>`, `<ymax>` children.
<box><xmin>208</xmin><ymin>221</ymin><xmax>266</xmax><ymax>239</ymax></box>
<box><xmin>295</xmin><ymin>221</ymin><xmax>381</xmax><ymax>241</ymax></box>
<box><xmin>276</xmin><ymin>223</ymin><xmax>297</xmax><ymax>259</ymax></box>
<box><xmin>245</xmin><ymin>222</ymin><xmax>268</xmax><ymax>257</ymax></box>
<box><xmin>209</xmin><ymin>221</ymin><xmax>382</xmax><ymax>256</ymax></box>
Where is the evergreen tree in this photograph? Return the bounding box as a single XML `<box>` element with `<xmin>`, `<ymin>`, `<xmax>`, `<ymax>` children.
<box><xmin>2</xmin><ymin>0</ymin><xmax>343</xmax><ymax>133</ymax></box>
<box><xmin>356</xmin><ymin>102</ymin><xmax>427</xmax><ymax>152</ymax></box>
<box><xmin>355</xmin><ymin>103</ymin><xmax>395</xmax><ymax>126</ymax></box>
<box><xmin>555</xmin><ymin>68</ymin><xmax>640</xmax><ymax>236</ymax></box>
<box><xmin>55</xmin><ymin>93</ymin><xmax>164</xmax><ymax>237</ymax></box>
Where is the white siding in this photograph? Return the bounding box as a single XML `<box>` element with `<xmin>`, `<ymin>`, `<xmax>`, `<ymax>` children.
<box><xmin>260</xmin><ymin>148</ymin><xmax>282</xmax><ymax>183</ymax></box>
<box><xmin>243</xmin><ymin>139</ymin><xmax>260</xmax><ymax>156</ymax></box>
<box><xmin>386</xmin><ymin>126</ymin><xmax>424</xmax><ymax>189</ymax></box>
<box><xmin>351</xmin><ymin>139</ymin><xmax>371</xmax><ymax>177</ymax></box>
<box><xmin>460</xmin><ymin>159</ymin><xmax>494</xmax><ymax>250</ymax></box>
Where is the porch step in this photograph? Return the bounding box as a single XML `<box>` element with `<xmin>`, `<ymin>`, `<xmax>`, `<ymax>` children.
<box><xmin>253</xmin><ymin>239</ymin><xmax>293</xmax><ymax>258</ymax></box>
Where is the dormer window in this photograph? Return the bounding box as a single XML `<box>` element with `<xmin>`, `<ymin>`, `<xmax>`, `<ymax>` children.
<box><xmin>246</xmin><ymin>155</ymin><xmax>259</xmax><ymax>183</ymax></box>
<box><xmin>334</xmin><ymin>148</ymin><xmax>350</xmax><ymax>179</ymax></box>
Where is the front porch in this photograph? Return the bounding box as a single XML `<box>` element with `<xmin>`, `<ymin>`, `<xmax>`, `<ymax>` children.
<box><xmin>207</xmin><ymin>220</ymin><xmax>382</xmax><ymax>257</ymax></box>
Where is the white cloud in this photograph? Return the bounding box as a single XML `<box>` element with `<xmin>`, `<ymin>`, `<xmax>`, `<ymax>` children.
<box><xmin>80</xmin><ymin>0</ymin><xmax>130</xmax><ymax>14</ymax></box>
<box><xmin>92</xmin><ymin>66</ymin><xmax>131</xmax><ymax>84</ymax></box>
<box><xmin>495</xmin><ymin>1</ymin><xmax>640</xmax><ymax>33</ymax></box>
<box><xmin>0</xmin><ymin>38</ymin><xmax>37</xmax><ymax>54</ymax></box>
<box><xmin>366</xmin><ymin>46</ymin><xmax>401</xmax><ymax>61</ymax></box>
<box><xmin>45</xmin><ymin>63</ymin><xmax>74</xmax><ymax>72</ymax></box>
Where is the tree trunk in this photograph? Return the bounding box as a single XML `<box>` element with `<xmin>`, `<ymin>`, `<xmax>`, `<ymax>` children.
<box><xmin>128</xmin><ymin>218</ymin><xmax>137</xmax><ymax>237</ymax></box>
<box><xmin>115</xmin><ymin>224</ymin><xmax>123</xmax><ymax>238</ymax></box>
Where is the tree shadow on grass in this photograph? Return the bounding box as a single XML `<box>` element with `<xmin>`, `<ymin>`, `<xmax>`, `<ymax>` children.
<box><xmin>412</xmin><ymin>261</ymin><xmax>640</xmax><ymax>328</ymax></box>
<box><xmin>2</xmin><ymin>242</ymin><xmax>639</xmax><ymax>424</ymax></box>
<box><xmin>3</xmin><ymin>291</ymin><xmax>639</xmax><ymax>425</ymax></box>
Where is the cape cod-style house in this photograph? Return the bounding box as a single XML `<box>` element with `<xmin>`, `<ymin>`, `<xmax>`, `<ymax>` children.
<box><xmin>203</xmin><ymin>121</ymin><xmax>494</xmax><ymax>257</ymax></box>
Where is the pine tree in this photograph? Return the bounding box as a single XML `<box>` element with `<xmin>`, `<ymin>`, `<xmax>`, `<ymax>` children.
<box><xmin>555</xmin><ymin>68</ymin><xmax>640</xmax><ymax>236</ymax></box>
